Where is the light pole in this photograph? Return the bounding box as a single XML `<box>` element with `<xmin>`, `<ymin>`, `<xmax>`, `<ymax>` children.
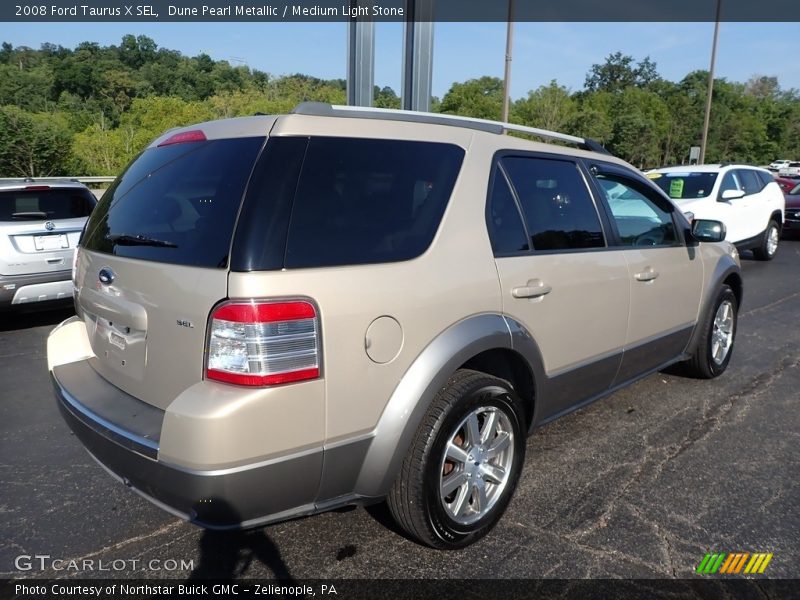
<box><xmin>699</xmin><ymin>0</ymin><xmax>722</xmax><ymax>164</ymax></box>
<box><xmin>501</xmin><ymin>0</ymin><xmax>514</xmax><ymax>123</ymax></box>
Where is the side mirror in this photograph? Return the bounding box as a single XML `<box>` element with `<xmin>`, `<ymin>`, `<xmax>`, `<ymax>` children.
<box><xmin>719</xmin><ymin>189</ymin><xmax>745</xmax><ymax>201</ymax></box>
<box><xmin>692</xmin><ymin>219</ymin><xmax>726</xmax><ymax>243</ymax></box>
<box><xmin>683</xmin><ymin>211</ymin><xmax>695</xmax><ymax>222</ymax></box>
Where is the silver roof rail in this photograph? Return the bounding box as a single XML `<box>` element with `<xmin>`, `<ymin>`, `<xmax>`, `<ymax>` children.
<box><xmin>291</xmin><ymin>102</ymin><xmax>611</xmax><ymax>155</ymax></box>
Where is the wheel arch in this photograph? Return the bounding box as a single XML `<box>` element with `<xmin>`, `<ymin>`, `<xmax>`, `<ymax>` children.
<box><xmin>352</xmin><ymin>313</ymin><xmax>544</xmax><ymax>499</ymax></box>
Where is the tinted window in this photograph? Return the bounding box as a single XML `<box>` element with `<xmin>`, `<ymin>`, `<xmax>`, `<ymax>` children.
<box><xmin>283</xmin><ymin>138</ymin><xmax>464</xmax><ymax>269</ymax></box>
<box><xmin>597</xmin><ymin>175</ymin><xmax>676</xmax><ymax>247</ymax></box>
<box><xmin>737</xmin><ymin>169</ymin><xmax>764</xmax><ymax>195</ymax></box>
<box><xmin>502</xmin><ymin>157</ymin><xmax>604</xmax><ymax>251</ymax></box>
<box><xmin>755</xmin><ymin>170</ymin><xmax>775</xmax><ymax>188</ymax></box>
<box><xmin>487</xmin><ymin>168</ymin><xmax>529</xmax><ymax>254</ymax></box>
<box><xmin>719</xmin><ymin>171</ymin><xmax>741</xmax><ymax>194</ymax></box>
<box><xmin>82</xmin><ymin>137</ymin><xmax>265</xmax><ymax>268</ymax></box>
<box><xmin>0</xmin><ymin>189</ymin><xmax>95</xmax><ymax>222</ymax></box>
<box><xmin>651</xmin><ymin>172</ymin><xmax>718</xmax><ymax>199</ymax></box>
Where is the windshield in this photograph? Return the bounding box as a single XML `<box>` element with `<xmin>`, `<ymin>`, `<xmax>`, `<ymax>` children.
<box><xmin>790</xmin><ymin>183</ymin><xmax>800</xmax><ymax>195</ymax></box>
<box><xmin>0</xmin><ymin>188</ymin><xmax>95</xmax><ymax>221</ymax></box>
<box><xmin>649</xmin><ymin>172</ymin><xmax>719</xmax><ymax>200</ymax></box>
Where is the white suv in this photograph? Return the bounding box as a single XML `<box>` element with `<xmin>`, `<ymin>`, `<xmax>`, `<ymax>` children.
<box><xmin>648</xmin><ymin>165</ymin><xmax>785</xmax><ymax>260</ymax></box>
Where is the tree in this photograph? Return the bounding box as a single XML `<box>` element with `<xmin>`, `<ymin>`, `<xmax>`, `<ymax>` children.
<box><xmin>440</xmin><ymin>76</ymin><xmax>504</xmax><ymax>120</ymax></box>
<box><xmin>585</xmin><ymin>52</ymin><xmax>661</xmax><ymax>93</ymax></box>
<box><xmin>513</xmin><ymin>80</ymin><xmax>576</xmax><ymax>132</ymax></box>
<box><xmin>0</xmin><ymin>107</ymin><xmax>73</xmax><ymax>176</ymax></box>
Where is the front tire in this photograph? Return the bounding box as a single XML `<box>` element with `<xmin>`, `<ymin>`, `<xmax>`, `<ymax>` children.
<box><xmin>753</xmin><ymin>220</ymin><xmax>780</xmax><ymax>261</ymax></box>
<box><xmin>387</xmin><ymin>369</ymin><xmax>526</xmax><ymax>549</ymax></box>
<box><xmin>683</xmin><ymin>285</ymin><xmax>738</xmax><ymax>379</ymax></box>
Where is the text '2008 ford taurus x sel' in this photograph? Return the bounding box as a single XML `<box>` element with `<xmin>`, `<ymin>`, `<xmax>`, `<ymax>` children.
<box><xmin>48</xmin><ymin>104</ymin><xmax>741</xmax><ymax>548</ymax></box>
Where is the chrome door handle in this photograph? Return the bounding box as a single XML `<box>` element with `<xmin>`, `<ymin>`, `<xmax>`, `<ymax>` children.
<box><xmin>512</xmin><ymin>280</ymin><xmax>552</xmax><ymax>299</ymax></box>
<box><xmin>634</xmin><ymin>268</ymin><xmax>659</xmax><ymax>282</ymax></box>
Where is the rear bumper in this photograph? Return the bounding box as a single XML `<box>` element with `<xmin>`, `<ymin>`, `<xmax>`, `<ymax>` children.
<box><xmin>0</xmin><ymin>270</ymin><xmax>72</xmax><ymax>307</ymax></box>
<box><xmin>52</xmin><ymin>359</ymin><xmax>323</xmax><ymax>529</ymax></box>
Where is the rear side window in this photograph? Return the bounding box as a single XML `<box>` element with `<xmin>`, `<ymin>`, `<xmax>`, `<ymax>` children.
<box><xmin>487</xmin><ymin>167</ymin><xmax>529</xmax><ymax>255</ymax></box>
<box><xmin>282</xmin><ymin>137</ymin><xmax>464</xmax><ymax>269</ymax></box>
<box><xmin>82</xmin><ymin>137</ymin><xmax>265</xmax><ymax>268</ymax></box>
<box><xmin>502</xmin><ymin>156</ymin><xmax>605</xmax><ymax>251</ymax></box>
<box><xmin>0</xmin><ymin>189</ymin><xmax>95</xmax><ymax>222</ymax></box>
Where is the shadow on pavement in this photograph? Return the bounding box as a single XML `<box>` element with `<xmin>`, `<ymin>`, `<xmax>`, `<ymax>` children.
<box><xmin>0</xmin><ymin>304</ymin><xmax>74</xmax><ymax>332</ymax></box>
<box><xmin>187</xmin><ymin>502</ymin><xmax>296</xmax><ymax>581</ymax></box>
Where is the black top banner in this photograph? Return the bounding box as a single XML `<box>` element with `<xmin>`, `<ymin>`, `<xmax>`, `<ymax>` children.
<box><xmin>3</xmin><ymin>0</ymin><xmax>798</xmax><ymax>23</ymax></box>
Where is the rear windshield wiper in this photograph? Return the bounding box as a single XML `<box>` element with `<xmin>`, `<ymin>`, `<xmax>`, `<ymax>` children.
<box><xmin>106</xmin><ymin>233</ymin><xmax>178</xmax><ymax>248</ymax></box>
<box><xmin>11</xmin><ymin>211</ymin><xmax>49</xmax><ymax>219</ymax></box>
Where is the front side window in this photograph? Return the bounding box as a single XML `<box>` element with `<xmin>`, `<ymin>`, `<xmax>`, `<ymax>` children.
<box><xmin>719</xmin><ymin>171</ymin><xmax>742</xmax><ymax>195</ymax></box>
<box><xmin>737</xmin><ymin>169</ymin><xmax>765</xmax><ymax>195</ymax></box>
<box><xmin>501</xmin><ymin>156</ymin><xmax>605</xmax><ymax>251</ymax></box>
<box><xmin>597</xmin><ymin>175</ymin><xmax>677</xmax><ymax>247</ymax></box>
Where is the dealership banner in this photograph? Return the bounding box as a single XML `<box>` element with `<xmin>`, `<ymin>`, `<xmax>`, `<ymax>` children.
<box><xmin>2</xmin><ymin>0</ymin><xmax>799</xmax><ymax>22</ymax></box>
<box><xmin>1</xmin><ymin>579</ymin><xmax>799</xmax><ymax>600</ymax></box>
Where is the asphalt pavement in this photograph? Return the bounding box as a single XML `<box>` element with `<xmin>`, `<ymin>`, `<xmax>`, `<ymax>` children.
<box><xmin>0</xmin><ymin>241</ymin><xmax>798</xmax><ymax>581</ymax></box>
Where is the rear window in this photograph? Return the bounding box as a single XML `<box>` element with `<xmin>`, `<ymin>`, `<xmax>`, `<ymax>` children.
<box><xmin>232</xmin><ymin>137</ymin><xmax>465</xmax><ymax>271</ymax></box>
<box><xmin>0</xmin><ymin>188</ymin><xmax>95</xmax><ymax>222</ymax></box>
<box><xmin>650</xmin><ymin>172</ymin><xmax>719</xmax><ymax>200</ymax></box>
<box><xmin>82</xmin><ymin>137</ymin><xmax>265</xmax><ymax>268</ymax></box>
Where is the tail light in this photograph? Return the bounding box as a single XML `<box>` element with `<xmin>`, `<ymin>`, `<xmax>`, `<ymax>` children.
<box><xmin>206</xmin><ymin>300</ymin><xmax>320</xmax><ymax>386</ymax></box>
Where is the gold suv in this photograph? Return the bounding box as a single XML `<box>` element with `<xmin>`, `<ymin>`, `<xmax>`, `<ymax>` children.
<box><xmin>48</xmin><ymin>103</ymin><xmax>741</xmax><ymax>548</ymax></box>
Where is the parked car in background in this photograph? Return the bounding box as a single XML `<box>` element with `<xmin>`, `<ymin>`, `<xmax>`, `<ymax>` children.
<box><xmin>647</xmin><ymin>164</ymin><xmax>785</xmax><ymax>260</ymax></box>
<box><xmin>48</xmin><ymin>104</ymin><xmax>740</xmax><ymax>549</ymax></box>
<box><xmin>768</xmin><ymin>159</ymin><xmax>792</xmax><ymax>171</ymax></box>
<box><xmin>1</xmin><ymin>179</ymin><xmax>96</xmax><ymax>310</ymax></box>
<box><xmin>782</xmin><ymin>181</ymin><xmax>800</xmax><ymax>236</ymax></box>
<box><xmin>774</xmin><ymin>177</ymin><xmax>798</xmax><ymax>194</ymax></box>
<box><xmin>778</xmin><ymin>161</ymin><xmax>800</xmax><ymax>177</ymax></box>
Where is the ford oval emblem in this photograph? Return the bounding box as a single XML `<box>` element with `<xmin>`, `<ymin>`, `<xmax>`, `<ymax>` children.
<box><xmin>44</xmin><ymin>221</ymin><xmax>55</xmax><ymax>231</ymax></box>
<box><xmin>98</xmin><ymin>267</ymin><xmax>115</xmax><ymax>285</ymax></box>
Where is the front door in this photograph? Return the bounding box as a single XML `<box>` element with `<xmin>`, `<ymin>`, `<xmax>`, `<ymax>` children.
<box><xmin>591</xmin><ymin>167</ymin><xmax>704</xmax><ymax>381</ymax></box>
<box><xmin>487</xmin><ymin>154</ymin><xmax>631</xmax><ymax>420</ymax></box>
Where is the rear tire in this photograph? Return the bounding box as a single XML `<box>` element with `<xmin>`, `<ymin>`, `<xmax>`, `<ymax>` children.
<box><xmin>683</xmin><ymin>285</ymin><xmax>737</xmax><ymax>379</ymax></box>
<box><xmin>752</xmin><ymin>220</ymin><xmax>779</xmax><ymax>261</ymax></box>
<box><xmin>387</xmin><ymin>369</ymin><xmax>526</xmax><ymax>549</ymax></box>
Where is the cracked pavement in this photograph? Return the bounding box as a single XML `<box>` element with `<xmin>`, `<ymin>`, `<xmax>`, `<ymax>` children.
<box><xmin>0</xmin><ymin>241</ymin><xmax>797</xmax><ymax>581</ymax></box>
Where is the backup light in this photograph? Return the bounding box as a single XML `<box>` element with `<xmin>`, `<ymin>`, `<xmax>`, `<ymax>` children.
<box><xmin>206</xmin><ymin>300</ymin><xmax>320</xmax><ymax>386</ymax></box>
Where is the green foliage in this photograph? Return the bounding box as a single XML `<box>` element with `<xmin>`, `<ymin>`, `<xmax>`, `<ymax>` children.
<box><xmin>0</xmin><ymin>106</ymin><xmax>73</xmax><ymax>176</ymax></box>
<box><xmin>440</xmin><ymin>76</ymin><xmax>504</xmax><ymax>120</ymax></box>
<box><xmin>0</xmin><ymin>39</ymin><xmax>797</xmax><ymax>176</ymax></box>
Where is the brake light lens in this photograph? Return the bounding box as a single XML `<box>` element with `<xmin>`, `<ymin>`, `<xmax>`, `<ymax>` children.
<box><xmin>207</xmin><ymin>300</ymin><xmax>320</xmax><ymax>386</ymax></box>
<box><xmin>157</xmin><ymin>129</ymin><xmax>207</xmax><ymax>147</ymax></box>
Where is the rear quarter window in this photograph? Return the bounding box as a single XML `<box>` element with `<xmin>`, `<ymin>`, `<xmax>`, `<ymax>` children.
<box><xmin>235</xmin><ymin>137</ymin><xmax>465</xmax><ymax>270</ymax></box>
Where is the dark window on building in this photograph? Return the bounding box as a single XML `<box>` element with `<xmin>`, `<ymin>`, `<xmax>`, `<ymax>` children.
<box><xmin>502</xmin><ymin>156</ymin><xmax>605</xmax><ymax>251</ymax></box>
<box><xmin>487</xmin><ymin>167</ymin><xmax>529</xmax><ymax>255</ymax></box>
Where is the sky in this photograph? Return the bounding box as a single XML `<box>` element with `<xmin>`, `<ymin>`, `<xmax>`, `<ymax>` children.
<box><xmin>4</xmin><ymin>21</ymin><xmax>799</xmax><ymax>99</ymax></box>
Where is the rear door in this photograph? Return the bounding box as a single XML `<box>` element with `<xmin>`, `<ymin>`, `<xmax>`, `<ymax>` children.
<box><xmin>489</xmin><ymin>154</ymin><xmax>630</xmax><ymax>419</ymax></box>
<box><xmin>76</xmin><ymin>133</ymin><xmax>266</xmax><ymax>410</ymax></box>
<box><xmin>736</xmin><ymin>168</ymin><xmax>768</xmax><ymax>239</ymax></box>
<box><xmin>0</xmin><ymin>186</ymin><xmax>94</xmax><ymax>276</ymax></box>
<box><xmin>590</xmin><ymin>164</ymin><xmax>703</xmax><ymax>380</ymax></box>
